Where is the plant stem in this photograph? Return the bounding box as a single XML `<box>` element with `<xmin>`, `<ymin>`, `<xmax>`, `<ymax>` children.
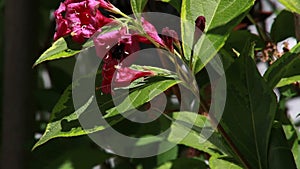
<box><xmin>247</xmin><ymin>14</ymin><xmax>270</xmax><ymax>42</ymax></box>
<box><xmin>111</xmin><ymin>6</ymin><xmax>131</xmax><ymax>20</ymax></box>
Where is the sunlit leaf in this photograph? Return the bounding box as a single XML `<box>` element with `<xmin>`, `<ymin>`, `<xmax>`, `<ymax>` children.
<box><xmin>32</xmin><ymin>95</ymin><xmax>95</xmax><ymax>150</ymax></box>
<box><xmin>278</xmin><ymin>0</ymin><xmax>300</xmax><ymax>14</ymax></box>
<box><xmin>33</xmin><ymin>38</ymin><xmax>86</xmax><ymax>67</ymax></box>
<box><xmin>276</xmin><ymin>75</ymin><xmax>300</xmax><ymax>87</ymax></box>
<box><xmin>33</xmin><ymin>67</ymin><xmax>180</xmax><ymax>149</ymax></box>
<box><xmin>264</xmin><ymin>42</ymin><xmax>300</xmax><ymax>88</ymax></box>
<box><xmin>157</xmin><ymin>158</ymin><xmax>207</xmax><ymax>169</ymax></box>
<box><xmin>168</xmin><ymin>112</ymin><xmax>231</xmax><ymax>157</ymax></box>
<box><xmin>180</xmin><ymin>0</ymin><xmax>255</xmax><ymax>73</ymax></box>
<box><xmin>104</xmin><ymin>76</ymin><xmax>181</xmax><ymax>118</ymax></box>
<box><xmin>209</xmin><ymin>156</ymin><xmax>242</xmax><ymax>169</ymax></box>
<box><xmin>33</xmin><ymin>24</ymin><xmax>122</xmax><ymax>66</ymax></box>
<box><xmin>131</xmin><ymin>0</ymin><xmax>148</xmax><ymax>19</ymax></box>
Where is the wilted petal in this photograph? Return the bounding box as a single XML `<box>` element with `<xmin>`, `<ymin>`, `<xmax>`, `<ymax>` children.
<box><xmin>98</xmin><ymin>0</ymin><xmax>114</xmax><ymax>10</ymax></box>
<box><xmin>54</xmin><ymin>18</ymin><xmax>72</xmax><ymax>41</ymax></box>
<box><xmin>53</xmin><ymin>0</ymin><xmax>113</xmax><ymax>43</ymax></box>
<box><xmin>54</xmin><ymin>3</ymin><xmax>66</xmax><ymax>19</ymax></box>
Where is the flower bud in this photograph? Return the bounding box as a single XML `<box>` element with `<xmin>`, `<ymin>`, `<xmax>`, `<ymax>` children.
<box><xmin>194</xmin><ymin>16</ymin><xmax>206</xmax><ymax>45</ymax></box>
<box><xmin>195</xmin><ymin>16</ymin><xmax>206</xmax><ymax>32</ymax></box>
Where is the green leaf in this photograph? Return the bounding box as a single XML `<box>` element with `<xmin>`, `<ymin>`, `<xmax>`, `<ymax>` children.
<box><xmin>104</xmin><ymin>76</ymin><xmax>181</xmax><ymax>118</ymax></box>
<box><xmin>130</xmin><ymin>65</ymin><xmax>177</xmax><ymax>76</ymax></box>
<box><xmin>218</xmin><ymin>48</ymin><xmax>236</xmax><ymax>71</ymax></box>
<box><xmin>224</xmin><ymin>30</ymin><xmax>265</xmax><ymax>56</ymax></box>
<box><xmin>268</xmin><ymin>122</ymin><xmax>297</xmax><ymax>169</ymax></box>
<box><xmin>276</xmin><ymin>75</ymin><xmax>300</xmax><ymax>87</ymax></box>
<box><xmin>209</xmin><ymin>156</ymin><xmax>242</xmax><ymax>169</ymax></box>
<box><xmin>157</xmin><ymin>146</ymin><xmax>178</xmax><ymax>166</ymax></box>
<box><xmin>160</xmin><ymin>0</ymin><xmax>182</xmax><ymax>12</ymax></box>
<box><xmin>278</xmin><ymin>0</ymin><xmax>300</xmax><ymax>14</ymax></box>
<box><xmin>271</xmin><ymin>10</ymin><xmax>296</xmax><ymax>42</ymax></box>
<box><xmin>180</xmin><ymin>0</ymin><xmax>255</xmax><ymax>73</ymax></box>
<box><xmin>33</xmin><ymin>66</ymin><xmax>180</xmax><ymax>149</ymax></box>
<box><xmin>130</xmin><ymin>0</ymin><xmax>148</xmax><ymax>18</ymax></box>
<box><xmin>157</xmin><ymin>158</ymin><xmax>207</xmax><ymax>169</ymax></box>
<box><xmin>264</xmin><ymin>42</ymin><xmax>300</xmax><ymax>88</ymax></box>
<box><xmin>32</xmin><ymin>95</ymin><xmax>95</xmax><ymax>150</ymax></box>
<box><xmin>32</xmin><ymin>71</ymin><xmax>115</xmax><ymax>150</ymax></box>
<box><xmin>33</xmin><ymin>24</ymin><xmax>123</xmax><ymax>66</ymax></box>
<box><xmin>33</xmin><ymin>38</ymin><xmax>85</xmax><ymax>67</ymax></box>
<box><xmin>282</xmin><ymin>121</ymin><xmax>300</xmax><ymax>168</ymax></box>
<box><xmin>33</xmin><ymin>84</ymin><xmax>121</xmax><ymax>150</ymax></box>
<box><xmin>168</xmin><ymin>112</ymin><xmax>231</xmax><ymax>157</ymax></box>
<box><xmin>220</xmin><ymin>47</ymin><xmax>277</xmax><ymax>168</ymax></box>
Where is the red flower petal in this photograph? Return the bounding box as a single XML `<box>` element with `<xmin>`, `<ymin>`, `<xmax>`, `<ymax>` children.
<box><xmin>94</xmin><ymin>29</ymin><xmax>124</xmax><ymax>59</ymax></box>
<box><xmin>54</xmin><ymin>3</ymin><xmax>66</xmax><ymax>19</ymax></box>
<box><xmin>53</xmin><ymin>0</ymin><xmax>112</xmax><ymax>43</ymax></box>
<box><xmin>113</xmin><ymin>67</ymin><xmax>154</xmax><ymax>87</ymax></box>
<box><xmin>161</xmin><ymin>27</ymin><xmax>179</xmax><ymax>52</ymax></box>
<box><xmin>141</xmin><ymin>18</ymin><xmax>165</xmax><ymax>46</ymax></box>
<box><xmin>98</xmin><ymin>0</ymin><xmax>114</xmax><ymax>10</ymax></box>
<box><xmin>101</xmin><ymin>77</ymin><xmax>112</xmax><ymax>94</ymax></box>
<box><xmin>54</xmin><ymin>18</ymin><xmax>72</xmax><ymax>41</ymax></box>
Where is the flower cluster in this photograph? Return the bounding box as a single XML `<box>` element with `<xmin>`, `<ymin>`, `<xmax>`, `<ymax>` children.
<box><xmin>53</xmin><ymin>0</ymin><xmax>206</xmax><ymax>94</ymax></box>
<box><xmin>93</xmin><ymin>15</ymin><xmax>205</xmax><ymax>94</ymax></box>
<box><xmin>53</xmin><ymin>0</ymin><xmax>113</xmax><ymax>43</ymax></box>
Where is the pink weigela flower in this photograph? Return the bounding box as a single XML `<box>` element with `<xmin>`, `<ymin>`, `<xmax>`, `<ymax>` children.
<box><xmin>97</xmin><ymin>0</ymin><xmax>115</xmax><ymax>11</ymax></box>
<box><xmin>134</xmin><ymin>18</ymin><xmax>165</xmax><ymax>46</ymax></box>
<box><xmin>54</xmin><ymin>0</ymin><xmax>112</xmax><ymax>43</ymax></box>
<box><xmin>94</xmin><ymin>27</ymin><xmax>154</xmax><ymax>94</ymax></box>
<box><xmin>93</xmin><ymin>17</ymin><xmax>172</xmax><ymax>94</ymax></box>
